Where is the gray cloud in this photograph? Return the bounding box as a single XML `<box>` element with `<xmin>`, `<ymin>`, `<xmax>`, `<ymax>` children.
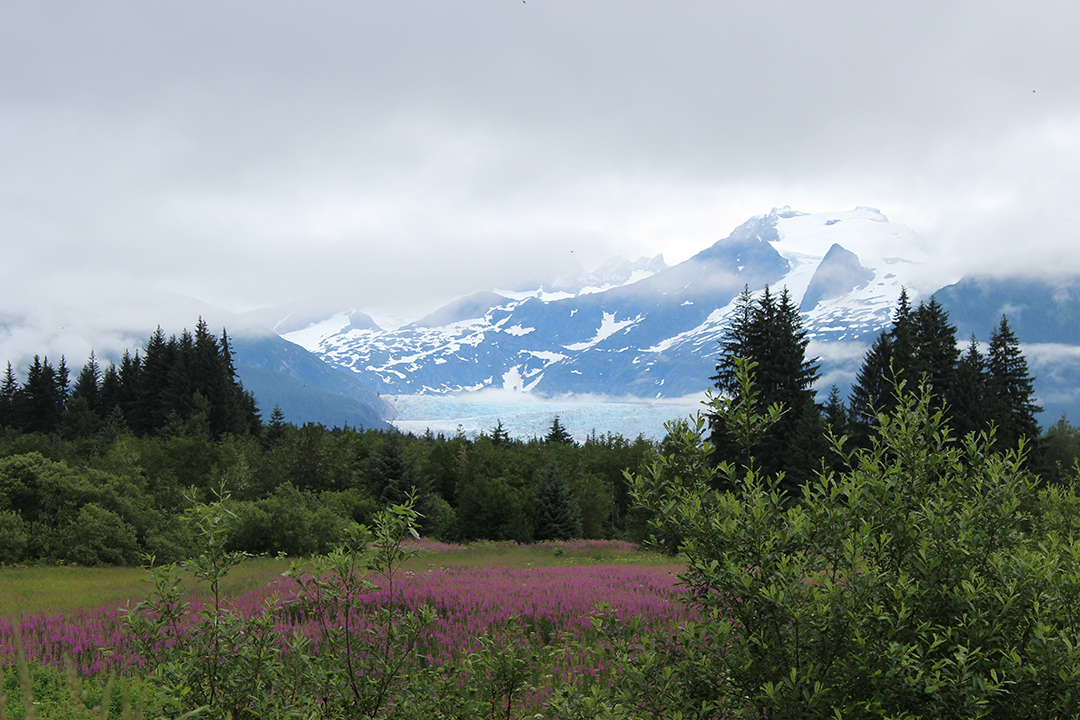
<box><xmin>2</xmin><ymin>0</ymin><xmax>1079</xmax><ymax>368</ymax></box>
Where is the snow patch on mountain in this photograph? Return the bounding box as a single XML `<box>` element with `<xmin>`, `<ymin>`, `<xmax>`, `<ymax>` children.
<box><xmin>503</xmin><ymin>324</ymin><xmax>535</xmax><ymax>336</ymax></box>
<box><xmin>283</xmin><ymin>312</ymin><xmax>353</xmax><ymax>352</ymax></box>
<box><xmin>564</xmin><ymin>312</ymin><xmax>643</xmax><ymax>351</ymax></box>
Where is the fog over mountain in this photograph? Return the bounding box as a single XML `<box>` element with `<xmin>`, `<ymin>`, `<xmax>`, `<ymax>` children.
<box><xmin>4</xmin><ymin>2</ymin><xmax>1079</xmax><ymax>437</ymax></box>
<box><xmin>2</xmin><ymin>207</ymin><xmax>1077</xmax><ymax>439</ymax></box>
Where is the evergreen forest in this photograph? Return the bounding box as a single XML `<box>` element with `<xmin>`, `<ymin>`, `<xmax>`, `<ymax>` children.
<box><xmin>0</xmin><ymin>298</ymin><xmax>1077</xmax><ymax>568</ymax></box>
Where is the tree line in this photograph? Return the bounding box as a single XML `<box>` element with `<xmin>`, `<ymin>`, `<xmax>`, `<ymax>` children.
<box><xmin>0</xmin><ymin>319</ymin><xmax>260</xmax><ymax>440</ymax></box>
<box><xmin>1</xmin><ymin>301</ymin><xmax>1077</xmax><ymax>567</ymax></box>
<box><xmin>710</xmin><ymin>286</ymin><xmax>1073</xmax><ymax>493</ymax></box>
<box><xmin>0</xmin><ymin>318</ymin><xmax>653</xmax><ymax>564</ymax></box>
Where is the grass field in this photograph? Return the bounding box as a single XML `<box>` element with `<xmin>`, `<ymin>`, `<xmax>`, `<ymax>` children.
<box><xmin>0</xmin><ymin>538</ymin><xmax>688</xmax><ymax>718</ymax></box>
<box><xmin>0</xmin><ymin>538</ymin><xmax>676</xmax><ymax>618</ymax></box>
<box><xmin>0</xmin><ymin>557</ymin><xmax>293</xmax><ymax>618</ymax></box>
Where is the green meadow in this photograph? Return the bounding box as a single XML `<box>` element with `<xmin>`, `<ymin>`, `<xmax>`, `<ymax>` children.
<box><xmin>0</xmin><ymin>540</ymin><xmax>672</xmax><ymax>618</ymax></box>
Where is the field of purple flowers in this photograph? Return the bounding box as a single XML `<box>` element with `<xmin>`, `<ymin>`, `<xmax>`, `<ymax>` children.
<box><xmin>1</xmin><ymin>541</ymin><xmax>689</xmax><ymax>714</ymax></box>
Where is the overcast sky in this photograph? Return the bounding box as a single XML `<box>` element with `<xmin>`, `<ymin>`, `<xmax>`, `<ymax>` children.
<box><xmin>3</xmin><ymin>0</ymin><xmax>1079</xmax><ymax>336</ymax></box>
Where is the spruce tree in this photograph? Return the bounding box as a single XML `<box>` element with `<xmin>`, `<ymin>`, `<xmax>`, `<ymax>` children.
<box><xmin>712</xmin><ymin>287</ymin><xmax>757</xmax><ymax>394</ymax></box>
<box><xmin>117</xmin><ymin>350</ymin><xmax>142</xmax><ymax>428</ymax></box>
<box><xmin>849</xmin><ymin>289</ymin><xmax>916</xmax><ymax>434</ymax></box>
<box><xmin>951</xmin><ymin>335</ymin><xmax>988</xmax><ymax>439</ymax></box>
<box><xmin>0</xmin><ymin>362</ymin><xmax>17</xmax><ymax>429</ymax></box>
<box><xmin>71</xmin><ymin>351</ymin><xmax>102</xmax><ymax>416</ymax></box>
<box><xmin>136</xmin><ymin>326</ymin><xmax>175</xmax><ymax>434</ymax></box>
<box><xmin>533</xmin><ymin>461</ymin><xmax>582</xmax><ymax>541</ymax></box>
<box><xmin>14</xmin><ymin>355</ymin><xmax>65</xmax><ymax>434</ymax></box>
<box><xmin>546</xmin><ymin>416</ymin><xmax>575</xmax><ymax>446</ymax></box>
<box><xmin>366</xmin><ymin>432</ymin><xmax>426</xmax><ymax>504</ymax></box>
<box><xmin>849</xmin><ymin>289</ymin><xmax>960</xmax><ymax>443</ymax></box>
<box><xmin>490</xmin><ymin>419</ymin><xmax>510</xmax><ymax>446</ymax></box>
<box><xmin>55</xmin><ymin>356</ymin><xmax>70</xmax><ymax>407</ymax></box>
<box><xmin>849</xmin><ymin>332</ymin><xmax>898</xmax><ymax>444</ymax></box>
<box><xmin>911</xmin><ymin>297</ymin><xmax>959</xmax><ymax>410</ymax></box>
<box><xmin>709</xmin><ymin>285</ymin><xmax>823</xmax><ymax>493</ymax></box>
<box><xmin>264</xmin><ymin>405</ymin><xmax>288</xmax><ymax>446</ymax></box>
<box><xmin>98</xmin><ymin>363</ymin><xmax>123</xmax><ymax>419</ymax></box>
<box><xmin>822</xmin><ymin>386</ymin><xmax>847</xmax><ymax>434</ymax></box>
<box><xmin>986</xmin><ymin>315</ymin><xmax>1041</xmax><ymax>451</ymax></box>
<box><xmin>219</xmin><ymin>328</ymin><xmax>261</xmax><ymax>435</ymax></box>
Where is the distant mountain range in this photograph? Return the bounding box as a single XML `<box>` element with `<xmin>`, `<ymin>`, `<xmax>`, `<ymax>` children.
<box><xmin>245</xmin><ymin>207</ymin><xmax>1079</xmax><ymax>426</ymax></box>
<box><xmin>3</xmin><ymin>208</ymin><xmax>1077</xmax><ymax>435</ymax></box>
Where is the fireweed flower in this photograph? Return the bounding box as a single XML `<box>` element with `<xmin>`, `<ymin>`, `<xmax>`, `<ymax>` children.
<box><xmin>1</xmin><ymin>542</ymin><xmax>692</xmax><ymax>710</ymax></box>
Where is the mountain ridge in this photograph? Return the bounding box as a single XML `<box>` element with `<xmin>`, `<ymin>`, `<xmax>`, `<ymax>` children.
<box><xmin>276</xmin><ymin>209</ymin><xmax>938</xmax><ymax>400</ymax></box>
<box><xmin>262</xmin><ymin>207</ymin><xmax>1078</xmax><ymax>425</ymax></box>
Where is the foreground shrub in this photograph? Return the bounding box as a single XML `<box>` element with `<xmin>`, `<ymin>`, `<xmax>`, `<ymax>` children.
<box><xmin>625</xmin><ymin>360</ymin><xmax>1080</xmax><ymax>719</ymax></box>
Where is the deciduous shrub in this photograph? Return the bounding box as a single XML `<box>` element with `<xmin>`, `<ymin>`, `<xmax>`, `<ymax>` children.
<box><xmin>59</xmin><ymin>503</ymin><xmax>140</xmax><ymax>567</ymax></box>
<box><xmin>624</xmin><ymin>359</ymin><xmax>1080</xmax><ymax>719</ymax></box>
<box><xmin>0</xmin><ymin>510</ymin><xmax>28</xmax><ymax>564</ymax></box>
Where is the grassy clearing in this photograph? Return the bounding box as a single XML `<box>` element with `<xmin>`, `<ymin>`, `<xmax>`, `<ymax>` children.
<box><xmin>0</xmin><ymin>557</ymin><xmax>294</xmax><ymax>618</ymax></box>
<box><xmin>1</xmin><ymin>540</ymin><xmax>675</xmax><ymax>618</ymax></box>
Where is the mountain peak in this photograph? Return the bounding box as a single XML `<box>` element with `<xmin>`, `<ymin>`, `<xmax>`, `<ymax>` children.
<box><xmin>801</xmin><ymin>243</ymin><xmax>876</xmax><ymax>311</ymax></box>
<box><xmin>769</xmin><ymin>206</ymin><xmax>806</xmax><ymax>220</ymax></box>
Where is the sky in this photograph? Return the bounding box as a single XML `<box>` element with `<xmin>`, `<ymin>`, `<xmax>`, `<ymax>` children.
<box><xmin>3</xmin><ymin>0</ymin><xmax>1079</xmax><ymax>343</ymax></box>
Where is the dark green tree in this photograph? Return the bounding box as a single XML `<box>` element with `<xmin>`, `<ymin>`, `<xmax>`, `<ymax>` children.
<box><xmin>0</xmin><ymin>362</ymin><xmax>17</xmax><ymax>428</ymax></box>
<box><xmin>365</xmin><ymin>432</ymin><xmax>419</xmax><ymax>504</ymax></box>
<box><xmin>986</xmin><ymin>315</ymin><xmax>1041</xmax><ymax>451</ymax></box>
<box><xmin>911</xmin><ymin>296</ymin><xmax>959</xmax><ymax>410</ymax></box>
<box><xmin>117</xmin><ymin>350</ymin><xmax>142</xmax><ymax>427</ymax></box>
<box><xmin>532</xmin><ymin>461</ymin><xmax>582</xmax><ymax>541</ymax></box>
<box><xmin>490</xmin><ymin>419</ymin><xmax>511</xmax><ymax>446</ymax></box>
<box><xmin>70</xmin><ymin>351</ymin><xmax>102</xmax><ymax>416</ymax></box>
<box><xmin>364</xmin><ymin>431</ymin><xmax>437</xmax><ymax>533</ymax></box>
<box><xmin>264</xmin><ymin>404</ymin><xmax>289</xmax><ymax>446</ymax></box>
<box><xmin>849</xmin><ymin>290</ymin><xmax>960</xmax><ymax>442</ymax></box>
<box><xmin>709</xmin><ymin>286</ymin><xmax>823</xmax><ymax>492</ymax></box>
<box><xmin>97</xmin><ymin>362</ymin><xmax>123</xmax><ymax>419</ymax></box>
<box><xmin>822</xmin><ymin>385</ymin><xmax>848</xmax><ymax>438</ymax></box>
<box><xmin>849</xmin><ymin>289</ymin><xmax>916</xmax><ymax>433</ymax></box>
<box><xmin>454</xmin><ymin>474</ymin><xmax>532</xmax><ymax>542</ymax></box>
<box><xmin>60</xmin><ymin>395</ymin><xmax>103</xmax><ymax>439</ymax></box>
<box><xmin>13</xmin><ymin>355</ymin><xmax>65</xmax><ymax>434</ymax></box>
<box><xmin>1036</xmin><ymin>414</ymin><xmax>1080</xmax><ymax>486</ymax></box>
<box><xmin>950</xmin><ymin>335</ymin><xmax>988</xmax><ymax>439</ymax></box>
<box><xmin>135</xmin><ymin>326</ymin><xmax>176</xmax><ymax>434</ymax></box>
<box><xmin>55</xmin><ymin>356</ymin><xmax>70</xmax><ymax>407</ymax></box>
<box><xmin>545</xmin><ymin>416</ymin><xmax>575</xmax><ymax>446</ymax></box>
<box><xmin>848</xmin><ymin>332</ymin><xmax>896</xmax><ymax>441</ymax></box>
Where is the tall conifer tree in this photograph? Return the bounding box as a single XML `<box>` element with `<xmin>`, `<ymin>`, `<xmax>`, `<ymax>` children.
<box><xmin>710</xmin><ymin>285</ymin><xmax>823</xmax><ymax>493</ymax></box>
<box><xmin>951</xmin><ymin>336</ymin><xmax>988</xmax><ymax>439</ymax></box>
<box><xmin>986</xmin><ymin>315</ymin><xmax>1041</xmax><ymax>450</ymax></box>
<box><xmin>849</xmin><ymin>289</ymin><xmax>960</xmax><ymax>443</ymax></box>
<box><xmin>71</xmin><ymin>351</ymin><xmax>102</xmax><ymax>415</ymax></box>
<box><xmin>0</xmin><ymin>362</ymin><xmax>17</xmax><ymax>428</ymax></box>
<box><xmin>911</xmin><ymin>297</ymin><xmax>960</xmax><ymax>410</ymax></box>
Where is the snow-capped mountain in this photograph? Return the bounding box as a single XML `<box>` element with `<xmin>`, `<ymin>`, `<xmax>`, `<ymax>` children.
<box><xmin>272</xmin><ymin>208</ymin><xmax>940</xmax><ymax>403</ymax></box>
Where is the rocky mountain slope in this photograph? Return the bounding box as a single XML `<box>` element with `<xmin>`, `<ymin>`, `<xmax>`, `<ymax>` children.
<box><xmin>271</xmin><ymin>208</ymin><xmax>936</xmax><ymax>400</ymax></box>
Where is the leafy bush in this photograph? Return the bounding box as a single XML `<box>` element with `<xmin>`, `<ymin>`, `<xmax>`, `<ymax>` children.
<box><xmin>0</xmin><ymin>509</ymin><xmax>28</xmax><ymax>564</ymax></box>
<box><xmin>125</xmin><ymin>490</ymin><xmax>441</xmax><ymax>719</ymax></box>
<box><xmin>58</xmin><ymin>503</ymin><xmax>140</xmax><ymax>567</ymax></box>
<box><xmin>453</xmin><ymin>474</ymin><xmax>533</xmax><ymax>542</ymax></box>
<box><xmin>625</xmin><ymin>359</ymin><xmax>1080</xmax><ymax>719</ymax></box>
<box><xmin>226</xmin><ymin>482</ymin><xmax>347</xmax><ymax>557</ymax></box>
